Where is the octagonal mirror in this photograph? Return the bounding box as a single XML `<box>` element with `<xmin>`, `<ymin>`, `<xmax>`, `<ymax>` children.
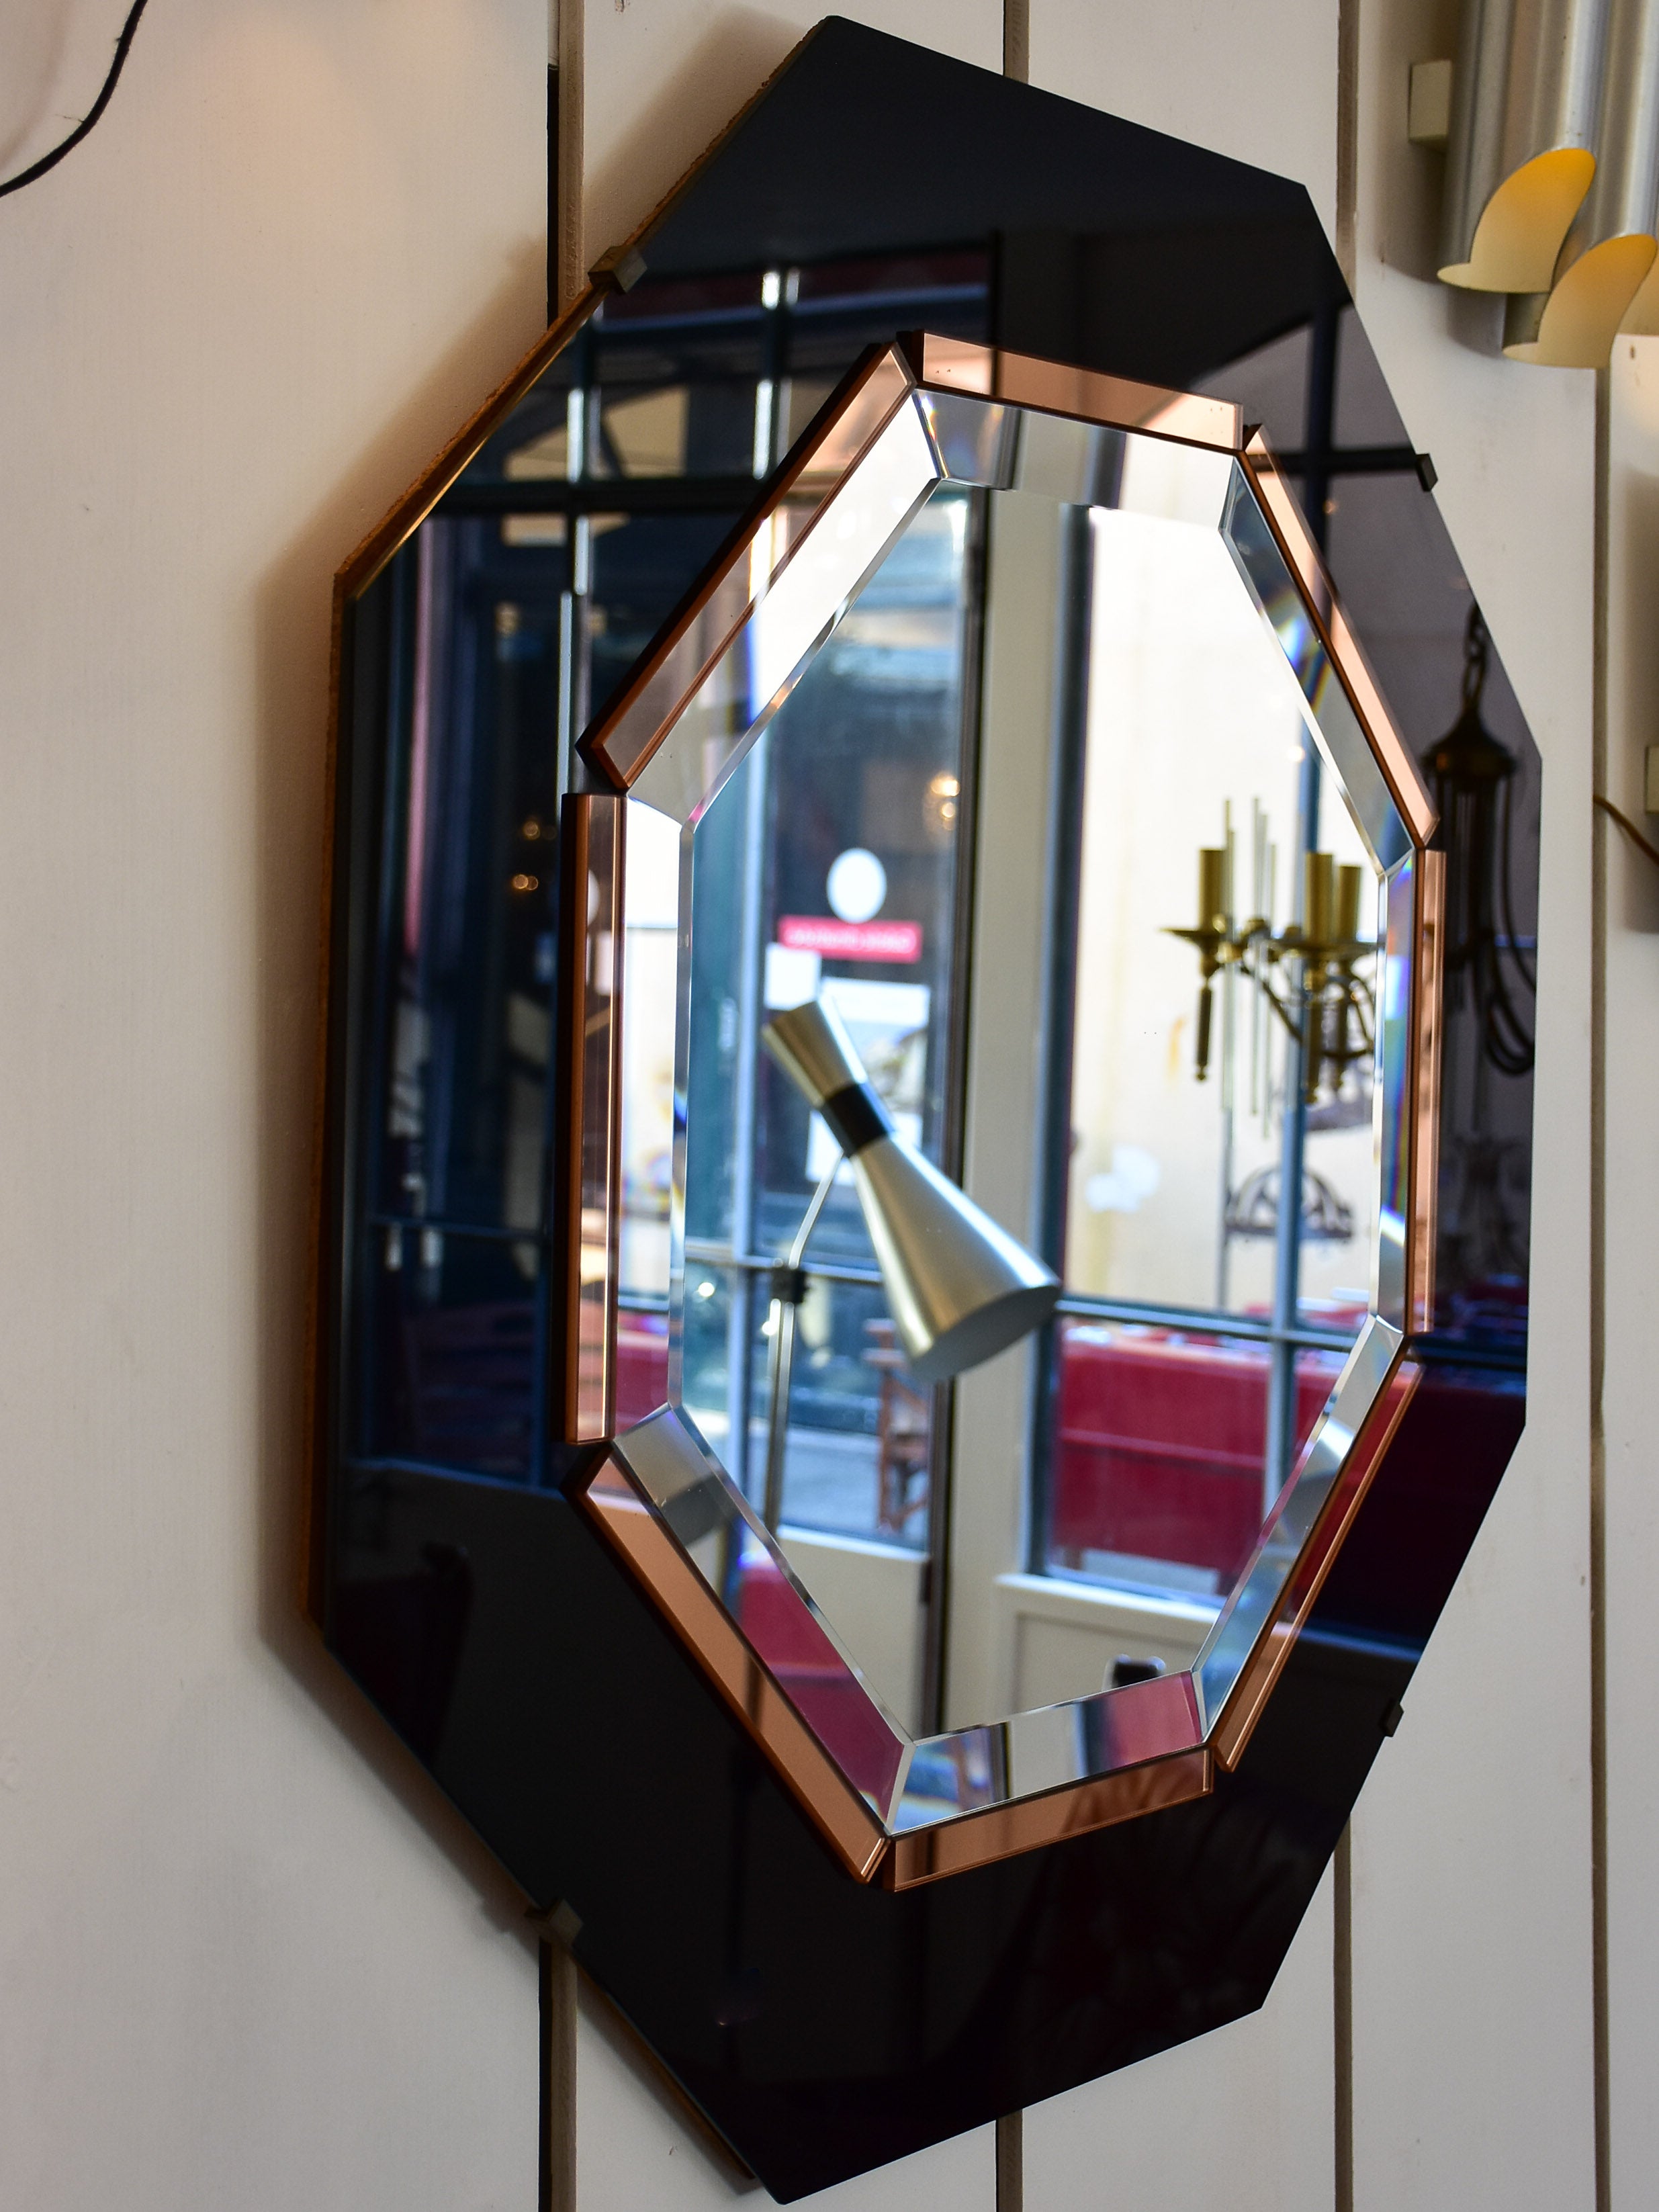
<box><xmin>559</xmin><ymin>335</ymin><xmax>1442</xmax><ymax>1885</ymax></box>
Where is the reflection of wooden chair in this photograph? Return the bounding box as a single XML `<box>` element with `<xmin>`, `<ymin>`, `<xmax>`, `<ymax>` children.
<box><xmin>864</xmin><ymin>1319</ymin><xmax>930</xmax><ymax>1535</ymax></box>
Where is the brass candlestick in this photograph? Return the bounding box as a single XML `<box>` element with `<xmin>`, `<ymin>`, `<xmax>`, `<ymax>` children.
<box><xmin>1166</xmin><ymin>826</ymin><xmax>1374</xmax><ymax>1107</ymax></box>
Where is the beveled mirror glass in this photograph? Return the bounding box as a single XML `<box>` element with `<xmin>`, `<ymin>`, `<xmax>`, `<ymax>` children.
<box><xmin>567</xmin><ymin>336</ymin><xmax>1441</xmax><ymax>1883</ymax></box>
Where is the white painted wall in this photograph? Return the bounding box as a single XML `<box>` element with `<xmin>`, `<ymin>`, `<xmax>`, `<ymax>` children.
<box><xmin>1601</xmin><ymin>334</ymin><xmax>1659</xmax><ymax>2212</ymax></box>
<box><xmin>0</xmin><ymin>3</ymin><xmax>550</xmax><ymax>2207</ymax></box>
<box><xmin>1347</xmin><ymin>5</ymin><xmax>1597</xmax><ymax>2208</ymax></box>
<box><xmin>0</xmin><ymin>1</ymin><xmax>1617</xmax><ymax>2207</ymax></box>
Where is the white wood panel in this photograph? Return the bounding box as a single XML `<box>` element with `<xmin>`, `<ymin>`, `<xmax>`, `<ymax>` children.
<box><xmin>1346</xmin><ymin>5</ymin><xmax>1597</xmax><ymax>2209</ymax></box>
<box><xmin>1029</xmin><ymin>0</ymin><xmax>1338</xmax><ymax>234</ymax></box>
<box><xmin>1024</xmin><ymin>1867</ymin><xmax>1337</xmax><ymax>2212</ymax></box>
<box><xmin>1601</xmin><ymin>337</ymin><xmax>1659</xmax><ymax>2212</ymax></box>
<box><xmin>581</xmin><ymin>1</ymin><xmax>1002</xmax><ymax>277</ymax></box>
<box><xmin>578</xmin><ymin>1990</ymin><xmax>996</xmax><ymax>2212</ymax></box>
<box><xmin>0</xmin><ymin>2</ymin><xmax>551</xmax><ymax>2207</ymax></box>
<box><xmin>995</xmin><ymin>1575</ymin><xmax>1213</xmax><ymax>1713</ymax></box>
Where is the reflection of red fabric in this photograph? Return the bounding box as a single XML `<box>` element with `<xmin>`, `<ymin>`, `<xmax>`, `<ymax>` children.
<box><xmin>1052</xmin><ymin>1335</ymin><xmax>1344</xmax><ymax>1584</ymax></box>
<box><xmin>1099</xmin><ymin>1669</ymin><xmax>1203</xmax><ymax>1763</ymax></box>
<box><xmin>617</xmin><ymin>1316</ymin><xmax>669</xmax><ymax>1427</ymax></box>
<box><xmin>617</xmin><ymin>1313</ymin><xmax>1353</xmax><ymax>1586</ymax></box>
<box><xmin>735</xmin><ymin>1556</ymin><xmax>904</xmax><ymax>1808</ymax></box>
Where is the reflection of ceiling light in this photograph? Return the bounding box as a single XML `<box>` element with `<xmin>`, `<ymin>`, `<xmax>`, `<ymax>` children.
<box><xmin>696</xmin><ymin>1280</ymin><xmax>717</xmax><ymax>1300</ymax></box>
<box><xmin>929</xmin><ymin>772</ymin><xmax>960</xmax><ymax>797</ymax></box>
<box><xmin>510</xmin><ymin>873</ymin><xmax>539</xmax><ymax>893</ymax></box>
<box><xmin>1085</xmin><ymin>1144</ymin><xmax>1162</xmax><ymax>1214</ymax></box>
<box><xmin>826</xmin><ymin>847</ymin><xmax>887</xmax><ymax>922</ymax></box>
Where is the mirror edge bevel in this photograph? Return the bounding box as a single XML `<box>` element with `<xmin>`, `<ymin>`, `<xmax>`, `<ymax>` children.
<box><xmin>578</xmin><ymin>343</ymin><xmax>922</xmax><ymax>794</ymax></box>
<box><xmin>564</xmin><ymin>1441</ymin><xmax>892</xmax><ymax>1883</ymax></box>
<box><xmin>1239</xmin><ymin>431</ymin><xmax>1438</xmax><ymax>850</ymax></box>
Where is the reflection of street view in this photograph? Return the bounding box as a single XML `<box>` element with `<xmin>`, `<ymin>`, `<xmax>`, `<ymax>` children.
<box><xmin>345</xmin><ymin>265</ymin><xmax>1519</xmax><ymax>1650</ymax></box>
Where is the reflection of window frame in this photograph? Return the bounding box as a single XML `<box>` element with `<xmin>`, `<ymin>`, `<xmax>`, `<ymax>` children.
<box><xmin>1024</xmin><ymin>300</ymin><xmax>1431</xmax><ymax>1595</ymax></box>
<box><xmin>672</xmin><ymin>484</ymin><xmax>986</xmax><ymax>1568</ymax></box>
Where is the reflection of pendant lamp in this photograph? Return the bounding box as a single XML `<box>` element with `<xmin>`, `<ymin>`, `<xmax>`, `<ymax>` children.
<box><xmin>1439</xmin><ymin>0</ymin><xmax>1607</xmax><ymax>292</ymax></box>
<box><xmin>1421</xmin><ymin>610</ymin><xmax>1536</xmax><ymax>1077</ymax></box>
<box><xmin>1504</xmin><ymin>0</ymin><xmax>1659</xmax><ymax>361</ymax></box>
<box><xmin>763</xmin><ymin>999</ymin><xmax>1059</xmax><ymax>1380</ymax></box>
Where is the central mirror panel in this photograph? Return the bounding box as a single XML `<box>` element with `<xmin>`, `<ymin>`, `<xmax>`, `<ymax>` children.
<box><xmin>586</xmin><ymin>353</ymin><xmax>1421</xmax><ymax>1854</ymax></box>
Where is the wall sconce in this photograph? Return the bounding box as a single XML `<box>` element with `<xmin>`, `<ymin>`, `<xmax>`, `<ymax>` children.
<box><xmin>1168</xmin><ymin>833</ymin><xmax>1376</xmax><ymax>1107</ymax></box>
<box><xmin>1438</xmin><ymin>0</ymin><xmax>1605</xmax><ymax>295</ymax></box>
<box><xmin>1504</xmin><ymin>0</ymin><xmax>1659</xmax><ymax>362</ymax></box>
<box><xmin>1433</xmin><ymin>0</ymin><xmax>1659</xmax><ymax>365</ymax></box>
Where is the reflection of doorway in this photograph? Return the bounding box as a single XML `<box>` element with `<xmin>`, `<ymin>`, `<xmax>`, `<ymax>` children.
<box><xmin>947</xmin><ymin>451</ymin><xmax>1383</xmax><ymax>1736</ymax></box>
<box><xmin>663</xmin><ymin>486</ymin><xmax>980</xmax><ymax>1737</ymax></box>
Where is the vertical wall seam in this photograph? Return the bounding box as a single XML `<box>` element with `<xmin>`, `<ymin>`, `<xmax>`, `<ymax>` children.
<box><xmin>1335</xmin><ymin>1828</ymin><xmax>1354</xmax><ymax>2212</ymax></box>
<box><xmin>555</xmin><ymin>0</ymin><xmax>585</xmax><ymax>312</ymax></box>
<box><xmin>1335</xmin><ymin>0</ymin><xmax>1358</xmax><ymax>289</ymax></box>
<box><xmin>541</xmin><ymin>1939</ymin><xmax>579</xmax><ymax>2212</ymax></box>
<box><xmin>1590</xmin><ymin>366</ymin><xmax>1611</xmax><ymax>2212</ymax></box>
<box><xmin>1003</xmin><ymin>0</ymin><xmax>1029</xmax><ymax>85</ymax></box>
<box><xmin>995</xmin><ymin>2110</ymin><xmax>1024</xmax><ymax>2212</ymax></box>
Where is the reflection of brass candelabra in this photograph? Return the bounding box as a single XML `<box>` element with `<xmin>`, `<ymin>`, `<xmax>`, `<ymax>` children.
<box><xmin>1167</xmin><ymin>844</ymin><xmax>1375</xmax><ymax>1106</ymax></box>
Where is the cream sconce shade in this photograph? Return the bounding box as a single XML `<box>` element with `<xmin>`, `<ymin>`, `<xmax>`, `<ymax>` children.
<box><xmin>1440</xmin><ymin>0</ymin><xmax>1607</xmax><ymax>293</ymax></box>
<box><xmin>1439</xmin><ymin>0</ymin><xmax>1659</xmax><ymax>365</ymax></box>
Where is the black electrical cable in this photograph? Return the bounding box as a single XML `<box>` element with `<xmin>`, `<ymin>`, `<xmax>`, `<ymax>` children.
<box><xmin>0</xmin><ymin>0</ymin><xmax>152</xmax><ymax>202</ymax></box>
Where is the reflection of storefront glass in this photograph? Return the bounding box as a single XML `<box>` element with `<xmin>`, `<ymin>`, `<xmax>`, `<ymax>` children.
<box><xmin>357</xmin><ymin>522</ymin><xmax>564</xmax><ymax>1484</ymax></box>
<box><xmin>342</xmin><ymin>254</ymin><xmax>991</xmax><ymax>1496</ymax></box>
<box><xmin>1030</xmin><ymin>303</ymin><xmax>1470</xmax><ymax>1609</ymax></box>
<box><xmin>676</xmin><ymin>489</ymin><xmax>975</xmax><ymax>1551</ymax></box>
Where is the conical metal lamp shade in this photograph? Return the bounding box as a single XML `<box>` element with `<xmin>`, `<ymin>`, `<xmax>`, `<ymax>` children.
<box><xmin>762</xmin><ymin>1000</ymin><xmax>1060</xmax><ymax>1384</ymax></box>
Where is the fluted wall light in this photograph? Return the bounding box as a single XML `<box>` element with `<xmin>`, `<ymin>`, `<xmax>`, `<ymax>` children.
<box><xmin>1440</xmin><ymin>0</ymin><xmax>1607</xmax><ymax>292</ymax></box>
<box><xmin>1503</xmin><ymin>0</ymin><xmax>1659</xmax><ymax>361</ymax></box>
<box><xmin>1439</xmin><ymin>0</ymin><xmax>1659</xmax><ymax>365</ymax></box>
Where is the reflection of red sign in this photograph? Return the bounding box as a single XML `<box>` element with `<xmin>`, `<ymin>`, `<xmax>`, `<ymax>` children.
<box><xmin>778</xmin><ymin>916</ymin><xmax>923</xmax><ymax>963</ymax></box>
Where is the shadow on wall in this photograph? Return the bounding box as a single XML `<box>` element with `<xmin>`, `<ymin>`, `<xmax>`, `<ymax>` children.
<box><xmin>250</xmin><ymin>245</ymin><xmax>548</xmax><ymax>1945</ymax></box>
<box><xmin>0</xmin><ymin>0</ymin><xmax>140</xmax><ymax>175</ymax></box>
<box><xmin>0</xmin><ymin>0</ymin><xmax>73</xmax><ymax>170</ymax></box>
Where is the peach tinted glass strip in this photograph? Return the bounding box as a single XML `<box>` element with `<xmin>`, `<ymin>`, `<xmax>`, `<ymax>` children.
<box><xmin>895</xmin><ymin>1667</ymin><xmax>1204</xmax><ymax>1829</ymax></box>
<box><xmin>612</xmin><ymin>1409</ymin><xmax>909</xmax><ymax>1813</ymax></box>
<box><xmin>575</xmin><ymin>1452</ymin><xmax>889</xmax><ymax>1882</ymax></box>
<box><xmin>584</xmin><ymin>347</ymin><xmax>915</xmax><ymax>789</ymax></box>
<box><xmin>1210</xmin><ymin>1357</ymin><xmax>1420</xmax><ymax>1772</ymax></box>
<box><xmin>1412</xmin><ymin>851</ymin><xmax>1445</xmax><ymax>1335</ymax></box>
<box><xmin>909</xmin><ymin>331</ymin><xmax>1241</xmax><ymax>451</ymax></box>
<box><xmin>559</xmin><ymin>796</ymin><xmax>624</xmax><ymax>1443</ymax></box>
<box><xmin>884</xmin><ymin>1748</ymin><xmax>1214</xmax><ymax>1890</ymax></box>
<box><xmin>1241</xmin><ymin>435</ymin><xmax>1437</xmax><ymax>848</ymax></box>
<box><xmin>339</xmin><ymin>286</ymin><xmax>607</xmax><ymax>601</ymax></box>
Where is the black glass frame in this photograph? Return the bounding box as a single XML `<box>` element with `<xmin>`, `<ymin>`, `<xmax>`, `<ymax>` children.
<box><xmin>308</xmin><ymin>21</ymin><xmax>1536</xmax><ymax>2198</ymax></box>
